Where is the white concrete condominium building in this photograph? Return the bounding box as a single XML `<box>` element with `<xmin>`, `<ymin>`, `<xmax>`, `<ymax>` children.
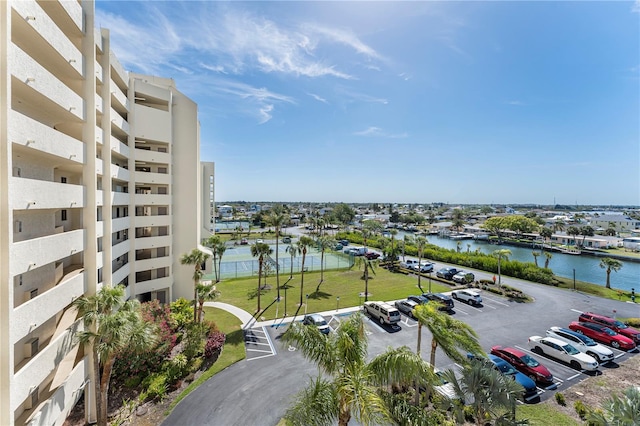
<box><xmin>0</xmin><ymin>1</ymin><xmax>214</xmax><ymax>424</ymax></box>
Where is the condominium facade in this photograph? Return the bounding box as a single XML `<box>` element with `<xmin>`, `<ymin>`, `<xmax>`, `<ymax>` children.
<box><xmin>1</xmin><ymin>1</ymin><xmax>211</xmax><ymax>424</ymax></box>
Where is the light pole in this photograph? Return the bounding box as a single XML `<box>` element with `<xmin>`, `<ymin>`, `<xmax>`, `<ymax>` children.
<box><xmin>305</xmin><ymin>294</ymin><xmax>309</xmax><ymax>315</ymax></box>
<box><xmin>428</xmin><ymin>272</ymin><xmax>432</xmax><ymax>293</ymax></box>
<box><xmin>573</xmin><ymin>268</ymin><xmax>576</xmax><ymax>291</ymax></box>
<box><xmin>336</xmin><ymin>296</ymin><xmax>340</xmax><ymax>312</ymax></box>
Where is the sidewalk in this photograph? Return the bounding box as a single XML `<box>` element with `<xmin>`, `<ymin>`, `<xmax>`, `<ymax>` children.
<box><xmin>204</xmin><ymin>301</ymin><xmax>363</xmax><ymax>330</ymax></box>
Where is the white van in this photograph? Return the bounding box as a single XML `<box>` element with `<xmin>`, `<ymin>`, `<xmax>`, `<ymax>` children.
<box><xmin>363</xmin><ymin>301</ymin><xmax>401</xmax><ymax>326</ymax></box>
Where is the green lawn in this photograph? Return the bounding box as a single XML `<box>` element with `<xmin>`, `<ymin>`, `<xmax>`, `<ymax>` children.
<box><xmin>215</xmin><ymin>267</ymin><xmax>453</xmax><ymax>319</ymax></box>
<box><xmin>517</xmin><ymin>403</ymin><xmax>579</xmax><ymax>426</ymax></box>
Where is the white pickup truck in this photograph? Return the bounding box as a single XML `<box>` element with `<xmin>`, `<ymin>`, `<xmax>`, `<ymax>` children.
<box><xmin>451</xmin><ymin>289</ymin><xmax>483</xmax><ymax>306</ymax></box>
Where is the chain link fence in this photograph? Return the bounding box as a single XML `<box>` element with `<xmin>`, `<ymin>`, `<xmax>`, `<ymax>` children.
<box><xmin>218</xmin><ymin>253</ymin><xmax>354</xmax><ymax>280</ymax></box>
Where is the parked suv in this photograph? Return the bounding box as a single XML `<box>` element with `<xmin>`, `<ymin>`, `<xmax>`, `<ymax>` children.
<box><xmin>422</xmin><ymin>293</ymin><xmax>455</xmax><ymax>311</ymax></box>
<box><xmin>578</xmin><ymin>312</ymin><xmax>640</xmax><ymax>345</ymax></box>
<box><xmin>363</xmin><ymin>301</ymin><xmax>401</xmax><ymax>326</ymax></box>
<box><xmin>436</xmin><ymin>267</ymin><xmax>459</xmax><ymax>280</ymax></box>
<box><xmin>452</xmin><ymin>289</ymin><xmax>482</xmax><ymax>306</ymax></box>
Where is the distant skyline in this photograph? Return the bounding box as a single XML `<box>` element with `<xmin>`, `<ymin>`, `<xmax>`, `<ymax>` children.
<box><xmin>96</xmin><ymin>1</ymin><xmax>639</xmax><ymax>205</ymax></box>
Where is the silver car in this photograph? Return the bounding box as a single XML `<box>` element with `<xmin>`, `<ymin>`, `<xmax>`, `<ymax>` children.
<box><xmin>546</xmin><ymin>326</ymin><xmax>614</xmax><ymax>364</ymax></box>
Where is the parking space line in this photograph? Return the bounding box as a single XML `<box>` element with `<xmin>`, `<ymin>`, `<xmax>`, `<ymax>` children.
<box><xmin>570</xmin><ymin>308</ymin><xmax>584</xmax><ymax>314</ymax></box>
<box><xmin>263</xmin><ymin>325</ymin><xmax>277</xmax><ymax>356</ymax></box>
<box><xmin>481</xmin><ymin>296</ymin><xmax>510</xmax><ymax>307</ymax></box>
<box><xmin>452</xmin><ymin>307</ymin><xmax>470</xmax><ymax>315</ymax></box>
<box><xmin>247</xmin><ymin>348</ymin><xmax>274</xmax><ymax>354</ymax></box>
<box><xmin>247</xmin><ymin>353</ymin><xmax>277</xmax><ymax>361</ymax></box>
<box><xmin>245</xmin><ymin>342</ymin><xmax>271</xmax><ymax>347</ymax></box>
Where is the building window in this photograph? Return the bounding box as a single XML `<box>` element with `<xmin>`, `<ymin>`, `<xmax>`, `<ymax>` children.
<box><xmin>61</xmin><ymin>210</ymin><xmax>67</xmax><ymax>221</ymax></box>
<box><xmin>158</xmin><ymin>147</ymin><xmax>167</xmax><ymax>153</ymax></box>
<box><xmin>14</xmin><ymin>220</ymin><xmax>22</xmax><ymax>233</ymax></box>
<box><xmin>61</xmin><ymin>177</ymin><xmax>67</xmax><ymax>183</ymax></box>
<box><xmin>158</xmin><ymin>167</ymin><xmax>167</xmax><ymax>174</ymax></box>
<box><xmin>158</xmin><ymin>187</ymin><xmax>167</xmax><ymax>194</ymax></box>
<box><xmin>12</xmin><ymin>167</ymin><xmax>21</xmax><ymax>177</ymax></box>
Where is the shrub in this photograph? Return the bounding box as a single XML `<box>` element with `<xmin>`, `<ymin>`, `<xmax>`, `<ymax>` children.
<box><xmin>124</xmin><ymin>376</ymin><xmax>141</xmax><ymax>389</ymax></box>
<box><xmin>555</xmin><ymin>392</ymin><xmax>566</xmax><ymax>406</ymax></box>
<box><xmin>182</xmin><ymin>322</ymin><xmax>208</xmax><ymax>360</ymax></box>
<box><xmin>143</xmin><ymin>373</ymin><xmax>168</xmax><ymax>401</ymax></box>
<box><xmin>170</xmin><ymin>298</ymin><xmax>194</xmax><ymax>329</ymax></box>
<box><xmin>574</xmin><ymin>400</ymin><xmax>587</xmax><ymax>420</ymax></box>
<box><xmin>204</xmin><ymin>331</ymin><xmax>226</xmax><ymax>358</ymax></box>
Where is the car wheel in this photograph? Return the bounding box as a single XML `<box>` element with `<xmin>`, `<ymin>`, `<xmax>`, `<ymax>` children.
<box><xmin>529</xmin><ymin>374</ymin><xmax>537</xmax><ymax>383</ymax></box>
<box><xmin>379</xmin><ymin>317</ymin><xmax>384</xmax><ymax>326</ymax></box>
<box><xmin>452</xmin><ymin>293</ymin><xmax>458</xmax><ymax>300</ymax></box>
<box><xmin>532</xmin><ymin>346</ymin><xmax>541</xmax><ymax>354</ymax></box>
<box><xmin>611</xmin><ymin>340</ymin><xmax>620</xmax><ymax>349</ymax></box>
<box><xmin>570</xmin><ymin>360</ymin><xmax>581</xmax><ymax>370</ymax></box>
<box><xmin>587</xmin><ymin>352</ymin><xmax>600</xmax><ymax>363</ymax></box>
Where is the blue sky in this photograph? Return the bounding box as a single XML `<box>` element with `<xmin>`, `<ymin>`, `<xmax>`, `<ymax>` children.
<box><xmin>96</xmin><ymin>1</ymin><xmax>640</xmax><ymax>206</ymax></box>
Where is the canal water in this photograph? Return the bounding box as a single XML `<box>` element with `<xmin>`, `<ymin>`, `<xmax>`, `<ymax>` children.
<box><xmin>395</xmin><ymin>232</ymin><xmax>639</xmax><ymax>292</ymax></box>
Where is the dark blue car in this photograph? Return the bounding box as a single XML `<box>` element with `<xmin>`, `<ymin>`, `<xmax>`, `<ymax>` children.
<box><xmin>488</xmin><ymin>354</ymin><xmax>538</xmax><ymax>399</ymax></box>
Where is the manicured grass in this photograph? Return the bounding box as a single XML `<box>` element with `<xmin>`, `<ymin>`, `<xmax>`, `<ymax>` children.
<box><xmin>165</xmin><ymin>308</ymin><xmax>245</xmax><ymax>414</ymax></box>
<box><xmin>553</xmin><ymin>276</ymin><xmax>637</xmax><ymax>302</ymax></box>
<box><xmin>215</xmin><ymin>267</ymin><xmax>452</xmax><ymax>319</ymax></box>
<box><xmin>517</xmin><ymin>403</ymin><xmax>579</xmax><ymax>426</ymax></box>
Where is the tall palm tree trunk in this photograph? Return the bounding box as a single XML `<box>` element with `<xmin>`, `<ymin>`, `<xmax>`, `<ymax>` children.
<box><xmin>429</xmin><ymin>338</ymin><xmax>437</xmax><ymax>368</ymax></box>
<box><xmin>257</xmin><ymin>257</ymin><xmax>263</xmax><ymax>312</ymax></box>
<box><xmin>299</xmin><ymin>250</ymin><xmax>307</xmax><ymax>306</ymax></box>
<box><xmin>338</xmin><ymin>401</ymin><xmax>351</xmax><ymax>426</ymax></box>
<box><xmin>98</xmin><ymin>355</ymin><xmax>116</xmax><ymax>426</ymax></box>
<box><xmin>275</xmin><ymin>229</ymin><xmax>280</xmax><ymax>299</ymax></box>
<box><xmin>92</xmin><ymin>348</ymin><xmax>103</xmax><ymax>425</ymax></box>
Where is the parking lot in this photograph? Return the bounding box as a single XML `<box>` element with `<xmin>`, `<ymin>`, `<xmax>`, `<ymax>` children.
<box><xmin>250</xmin><ymin>288</ymin><xmax>639</xmax><ymax>404</ymax></box>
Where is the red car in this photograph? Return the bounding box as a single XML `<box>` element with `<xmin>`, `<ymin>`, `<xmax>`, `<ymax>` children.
<box><xmin>578</xmin><ymin>312</ymin><xmax>640</xmax><ymax>345</ymax></box>
<box><xmin>568</xmin><ymin>321</ymin><xmax>636</xmax><ymax>351</ymax></box>
<box><xmin>490</xmin><ymin>345</ymin><xmax>554</xmax><ymax>386</ymax></box>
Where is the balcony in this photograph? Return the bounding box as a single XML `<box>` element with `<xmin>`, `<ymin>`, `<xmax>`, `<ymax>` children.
<box><xmin>9</xmin><ymin>178</ymin><xmax>83</xmax><ymax>211</ymax></box>
<box><xmin>110</xmin><ymin>108</ymin><xmax>129</xmax><ymax>135</ymax></box>
<box><xmin>134</xmin><ymin>256</ymin><xmax>171</xmax><ymax>273</ymax></box>
<box><xmin>95</xmin><ymin>93</ymin><xmax>103</xmax><ymax>114</ymax></box>
<box><xmin>19</xmin><ymin>357</ymin><xmax>88</xmax><ymax>426</ymax></box>
<box><xmin>12</xmin><ymin>318</ymin><xmax>82</xmax><ymax>411</ymax></box>
<box><xmin>134</xmin><ymin>276</ymin><xmax>172</xmax><ymax>296</ymax></box>
<box><xmin>109</xmin><ymin>52</ymin><xmax>128</xmax><ymax>88</ymax></box>
<box><xmin>111</xmin><ymin>135</ymin><xmax>130</xmax><ymax>158</ymax></box>
<box><xmin>11</xmin><ymin>229</ymin><xmax>84</xmax><ymax>276</ymax></box>
<box><xmin>134</xmin><ymin>171</ymin><xmax>170</xmax><ymax>185</ymax></box>
<box><xmin>112</xmin><ymin>217</ymin><xmax>130</xmax><ymax>233</ymax></box>
<box><xmin>134</xmin><ymin>235</ymin><xmax>171</xmax><ymax>250</ymax></box>
<box><xmin>10</xmin><ymin>111</ymin><xmax>84</xmax><ymax>163</ymax></box>
<box><xmin>135</xmin><ymin>214</ymin><xmax>171</xmax><ymax>228</ymax></box>
<box><xmin>10</xmin><ymin>44</ymin><xmax>83</xmax><ymax>121</ymax></box>
<box><xmin>135</xmin><ymin>148</ymin><xmax>170</xmax><ymax>164</ymax></box>
<box><xmin>95</xmin><ymin>60</ymin><xmax>102</xmax><ymax>84</ymax></box>
<box><xmin>110</xmin><ymin>163</ymin><xmax>130</xmax><ymax>182</ymax></box>
<box><xmin>111</xmin><ymin>191</ymin><xmax>130</xmax><ymax>206</ymax></box>
<box><xmin>11</xmin><ymin>269</ymin><xmax>84</xmax><ymax>344</ymax></box>
<box><xmin>134</xmin><ymin>193</ymin><xmax>170</xmax><ymax>206</ymax></box>
<box><xmin>112</xmin><ymin>264</ymin><xmax>130</xmax><ymax>287</ymax></box>
<box><xmin>133</xmin><ymin>104</ymin><xmax>170</xmax><ymax>142</ymax></box>
<box><xmin>110</xmin><ymin>81</ymin><xmax>128</xmax><ymax>111</ymax></box>
<box><xmin>112</xmin><ymin>239</ymin><xmax>130</xmax><ymax>259</ymax></box>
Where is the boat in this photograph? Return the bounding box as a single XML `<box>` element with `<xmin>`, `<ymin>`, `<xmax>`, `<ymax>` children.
<box><xmin>560</xmin><ymin>248</ymin><xmax>582</xmax><ymax>255</ymax></box>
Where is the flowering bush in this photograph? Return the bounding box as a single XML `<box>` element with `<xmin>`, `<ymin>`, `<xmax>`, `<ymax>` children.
<box><xmin>204</xmin><ymin>331</ymin><xmax>226</xmax><ymax>359</ymax></box>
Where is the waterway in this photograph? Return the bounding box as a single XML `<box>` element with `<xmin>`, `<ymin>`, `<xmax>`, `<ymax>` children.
<box><xmin>394</xmin><ymin>231</ymin><xmax>639</xmax><ymax>292</ymax></box>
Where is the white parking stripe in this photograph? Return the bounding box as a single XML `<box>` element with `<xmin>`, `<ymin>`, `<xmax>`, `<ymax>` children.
<box><xmin>481</xmin><ymin>296</ymin><xmax>510</xmax><ymax>307</ymax></box>
<box><xmin>262</xmin><ymin>325</ymin><xmax>277</xmax><ymax>355</ymax></box>
<box><xmin>571</xmin><ymin>308</ymin><xmax>584</xmax><ymax>314</ymax></box>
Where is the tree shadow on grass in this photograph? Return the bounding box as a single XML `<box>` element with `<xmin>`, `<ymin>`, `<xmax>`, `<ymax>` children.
<box><xmin>308</xmin><ymin>291</ymin><xmax>332</xmax><ymax>300</ymax></box>
<box><xmin>246</xmin><ymin>286</ymin><xmax>272</xmax><ymax>300</ymax></box>
<box><xmin>225</xmin><ymin>329</ymin><xmax>244</xmax><ymax>346</ymax></box>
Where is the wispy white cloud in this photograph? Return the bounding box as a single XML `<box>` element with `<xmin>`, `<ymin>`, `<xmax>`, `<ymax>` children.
<box><xmin>341</xmin><ymin>90</ymin><xmax>388</xmax><ymax>105</ymax></box>
<box><xmin>632</xmin><ymin>0</ymin><xmax>640</xmax><ymax>13</ymax></box>
<box><xmin>200</xmin><ymin>63</ymin><xmax>228</xmax><ymax>74</ymax></box>
<box><xmin>354</xmin><ymin>126</ymin><xmax>408</xmax><ymax>138</ymax></box>
<box><xmin>398</xmin><ymin>72</ymin><xmax>412</xmax><ymax>81</ymax></box>
<box><xmin>301</xmin><ymin>23</ymin><xmax>384</xmax><ymax>61</ymax></box>
<box><xmin>308</xmin><ymin>93</ymin><xmax>329</xmax><ymax>104</ymax></box>
<box><xmin>506</xmin><ymin>100</ymin><xmax>525</xmax><ymax>106</ymax></box>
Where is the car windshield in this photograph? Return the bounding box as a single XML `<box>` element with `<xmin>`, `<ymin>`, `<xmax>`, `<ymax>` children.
<box><xmin>315</xmin><ymin>319</ymin><xmax>327</xmax><ymax>326</ymax></box>
<box><xmin>520</xmin><ymin>354</ymin><xmax>540</xmax><ymax>367</ymax></box>
<box><xmin>562</xmin><ymin>344</ymin><xmax>579</xmax><ymax>355</ymax></box>
<box><xmin>496</xmin><ymin>362</ymin><xmax>516</xmax><ymax>375</ymax></box>
<box><xmin>582</xmin><ymin>336</ymin><xmax>597</xmax><ymax>346</ymax></box>
<box><xmin>602</xmin><ymin>327</ymin><xmax>616</xmax><ymax>336</ymax></box>
<box><xmin>613</xmin><ymin>320</ymin><xmax>628</xmax><ymax>329</ymax></box>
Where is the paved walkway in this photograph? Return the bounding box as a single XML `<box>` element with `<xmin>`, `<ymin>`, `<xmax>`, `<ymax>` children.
<box><xmin>204</xmin><ymin>301</ymin><xmax>363</xmax><ymax>330</ymax></box>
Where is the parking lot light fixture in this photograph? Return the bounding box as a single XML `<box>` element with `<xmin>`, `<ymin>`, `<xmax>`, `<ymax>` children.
<box><xmin>336</xmin><ymin>296</ymin><xmax>340</xmax><ymax>311</ymax></box>
<box><xmin>305</xmin><ymin>294</ymin><xmax>309</xmax><ymax>315</ymax></box>
<box><xmin>428</xmin><ymin>272</ymin><xmax>432</xmax><ymax>293</ymax></box>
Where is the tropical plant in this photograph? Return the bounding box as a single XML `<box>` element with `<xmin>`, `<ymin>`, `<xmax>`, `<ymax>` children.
<box><xmin>552</xmin><ymin>220</ymin><xmax>566</xmax><ymax>233</ymax></box>
<box><xmin>180</xmin><ymin>248</ymin><xmax>210</xmax><ymax>322</ymax></box>
<box><xmin>415</xmin><ymin>236</ymin><xmax>427</xmax><ymax>293</ymax></box>
<box><xmin>452</xmin><ymin>209</ymin><xmax>465</xmax><ymax>233</ymax></box>
<box><xmin>543</xmin><ymin>251</ymin><xmax>553</xmax><ymax>269</ymax></box>
<box><xmin>286</xmin><ymin>243</ymin><xmax>298</xmax><ymax>279</ymax></box>
<box><xmin>441</xmin><ymin>357</ymin><xmax>525</xmax><ymax>425</ymax></box>
<box><xmin>539</xmin><ymin>227</ymin><xmax>553</xmax><ymax>247</ymax></box>
<box><xmin>354</xmin><ymin>256</ymin><xmax>376</xmax><ymax>303</ymax></box>
<box><xmin>579</xmin><ymin>225</ymin><xmax>595</xmax><ymax>247</ymax></box>
<box><xmin>586</xmin><ymin>386</ymin><xmax>640</xmax><ymax>426</ymax></box>
<box><xmin>266</xmin><ymin>209</ymin><xmax>288</xmax><ymax>300</ymax></box>
<box><xmin>282</xmin><ymin>313</ymin><xmax>436</xmax><ymax>426</ymax></box>
<box><xmin>315</xmin><ymin>235</ymin><xmax>336</xmax><ymax>294</ymax></box>
<box><xmin>73</xmin><ymin>286</ymin><xmax>158</xmax><ymax>426</ymax></box>
<box><xmin>599</xmin><ymin>257</ymin><xmax>623</xmax><ymax>289</ymax></box>
<box><xmin>531</xmin><ymin>251</ymin><xmax>540</xmax><ymax>267</ymax></box>
<box><xmin>413</xmin><ymin>303</ymin><xmax>483</xmax><ymax>369</ymax></box>
<box><xmin>566</xmin><ymin>226</ymin><xmax>580</xmax><ymax>246</ymax></box>
<box><xmin>251</xmin><ymin>242</ymin><xmax>273</xmax><ymax>312</ymax></box>
<box><xmin>203</xmin><ymin>235</ymin><xmax>226</xmax><ymax>282</ymax></box>
<box><xmin>492</xmin><ymin>249</ymin><xmax>511</xmax><ymax>287</ymax></box>
<box><xmin>297</xmin><ymin>236</ymin><xmax>314</xmax><ymax>307</ymax></box>
<box><xmin>195</xmin><ymin>283</ymin><xmax>220</xmax><ymax>322</ymax></box>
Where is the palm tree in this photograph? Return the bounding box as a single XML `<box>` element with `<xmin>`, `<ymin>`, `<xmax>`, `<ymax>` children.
<box><xmin>452</xmin><ymin>209</ymin><xmax>465</xmax><ymax>233</ymax></box>
<box><xmin>579</xmin><ymin>225</ymin><xmax>595</xmax><ymax>247</ymax></box>
<box><xmin>415</xmin><ymin>236</ymin><xmax>427</xmax><ymax>293</ymax></box>
<box><xmin>203</xmin><ymin>235</ymin><xmax>226</xmax><ymax>282</ymax></box>
<box><xmin>297</xmin><ymin>236</ymin><xmax>314</xmax><ymax>307</ymax></box>
<box><xmin>251</xmin><ymin>242</ymin><xmax>273</xmax><ymax>312</ymax></box>
<box><xmin>492</xmin><ymin>249</ymin><xmax>511</xmax><ymax>287</ymax></box>
<box><xmin>180</xmin><ymin>248</ymin><xmax>210</xmax><ymax>322</ymax></box>
<box><xmin>543</xmin><ymin>251</ymin><xmax>553</xmax><ymax>269</ymax></box>
<box><xmin>354</xmin><ymin>256</ymin><xmax>376</xmax><ymax>303</ymax></box>
<box><xmin>267</xmin><ymin>209</ymin><xmax>288</xmax><ymax>300</ymax></box>
<box><xmin>73</xmin><ymin>286</ymin><xmax>158</xmax><ymax>426</ymax></box>
<box><xmin>286</xmin><ymin>243</ymin><xmax>298</xmax><ymax>279</ymax></box>
<box><xmin>599</xmin><ymin>257</ymin><xmax>623</xmax><ymax>289</ymax></box>
<box><xmin>587</xmin><ymin>386</ymin><xmax>640</xmax><ymax>426</ymax></box>
<box><xmin>567</xmin><ymin>226</ymin><xmax>580</xmax><ymax>247</ymax></box>
<box><xmin>195</xmin><ymin>283</ymin><xmax>220</xmax><ymax>322</ymax></box>
<box><xmin>552</xmin><ymin>220</ymin><xmax>565</xmax><ymax>233</ymax></box>
<box><xmin>441</xmin><ymin>357</ymin><xmax>525</xmax><ymax>425</ymax></box>
<box><xmin>531</xmin><ymin>250</ymin><xmax>540</xmax><ymax>267</ymax></box>
<box><xmin>315</xmin><ymin>235</ymin><xmax>336</xmax><ymax>294</ymax></box>
<box><xmin>282</xmin><ymin>313</ymin><xmax>436</xmax><ymax>426</ymax></box>
<box><xmin>413</xmin><ymin>303</ymin><xmax>483</xmax><ymax>369</ymax></box>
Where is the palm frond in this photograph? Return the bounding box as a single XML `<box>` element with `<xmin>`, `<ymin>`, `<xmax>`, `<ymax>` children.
<box><xmin>285</xmin><ymin>376</ymin><xmax>338</xmax><ymax>426</ymax></box>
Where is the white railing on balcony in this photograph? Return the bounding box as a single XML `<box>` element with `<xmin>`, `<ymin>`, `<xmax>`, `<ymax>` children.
<box><xmin>112</xmin><ymin>217</ymin><xmax>130</xmax><ymax>233</ymax></box>
<box><xmin>95</xmin><ymin>93</ymin><xmax>103</xmax><ymax>114</ymax></box>
<box><xmin>95</xmin><ymin>159</ymin><xmax>103</xmax><ymax>176</ymax></box>
<box><xmin>135</xmin><ymin>215</ymin><xmax>171</xmax><ymax>228</ymax></box>
<box><xmin>56</xmin><ymin>0</ymin><xmax>83</xmax><ymax>33</ymax></box>
<box><xmin>134</xmin><ymin>148</ymin><xmax>170</xmax><ymax>165</ymax></box>
<box><xmin>110</xmin><ymin>163</ymin><xmax>130</xmax><ymax>182</ymax></box>
<box><xmin>134</xmin><ymin>193</ymin><xmax>170</xmax><ymax>206</ymax></box>
<box><xmin>112</xmin><ymin>264</ymin><xmax>130</xmax><ymax>287</ymax></box>
<box><xmin>111</xmin><ymin>191</ymin><xmax>130</xmax><ymax>206</ymax></box>
<box><xmin>133</xmin><ymin>104</ymin><xmax>170</xmax><ymax>143</ymax></box>
<box><xmin>134</xmin><ymin>171</ymin><xmax>170</xmax><ymax>185</ymax></box>
<box><xmin>110</xmin><ymin>81</ymin><xmax>128</xmax><ymax>111</ymax></box>
<box><xmin>10</xmin><ymin>111</ymin><xmax>84</xmax><ymax>163</ymax></box>
<box><xmin>134</xmin><ymin>257</ymin><xmax>171</xmax><ymax>274</ymax></box>
<box><xmin>134</xmin><ymin>235</ymin><xmax>171</xmax><ymax>250</ymax></box>
<box><xmin>10</xmin><ymin>229</ymin><xmax>84</xmax><ymax>277</ymax></box>
<box><xmin>109</xmin><ymin>52</ymin><xmax>128</xmax><ymax>86</ymax></box>
<box><xmin>134</xmin><ymin>276</ymin><xmax>172</xmax><ymax>296</ymax></box>
<box><xmin>110</xmin><ymin>108</ymin><xmax>129</xmax><ymax>134</ymax></box>
<box><xmin>10</xmin><ymin>45</ymin><xmax>83</xmax><ymax>120</ymax></box>
<box><xmin>95</xmin><ymin>60</ymin><xmax>102</xmax><ymax>84</ymax></box>
<box><xmin>112</xmin><ymin>239</ymin><xmax>130</xmax><ymax>259</ymax></box>
<box><xmin>111</xmin><ymin>135</ymin><xmax>130</xmax><ymax>157</ymax></box>
<box><xmin>11</xmin><ymin>271</ymin><xmax>84</xmax><ymax>344</ymax></box>
<box><xmin>9</xmin><ymin>178</ymin><xmax>83</xmax><ymax>211</ymax></box>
